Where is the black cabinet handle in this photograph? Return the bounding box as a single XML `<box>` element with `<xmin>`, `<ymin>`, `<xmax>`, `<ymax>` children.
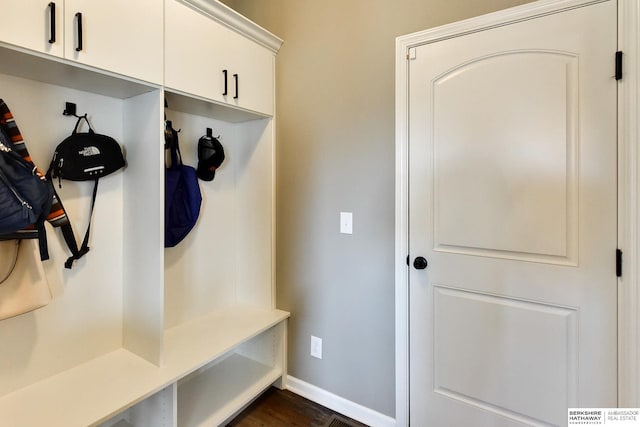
<box><xmin>233</xmin><ymin>73</ymin><xmax>239</xmax><ymax>99</ymax></box>
<box><xmin>48</xmin><ymin>2</ymin><xmax>56</xmax><ymax>44</ymax></box>
<box><xmin>222</xmin><ymin>70</ymin><xmax>228</xmax><ymax>96</ymax></box>
<box><xmin>75</xmin><ymin>12</ymin><xmax>83</xmax><ymax>52</ymax></box>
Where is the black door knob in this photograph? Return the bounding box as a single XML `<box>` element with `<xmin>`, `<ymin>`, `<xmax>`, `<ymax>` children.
<box><xmin>413</xmin><ymin>256</ymin><xmax>428</xmax><ymax>270</ymax></box>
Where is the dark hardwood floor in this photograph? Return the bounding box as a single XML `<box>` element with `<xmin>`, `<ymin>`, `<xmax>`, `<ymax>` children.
<box><xmin>226</xmin><ymin>387</ymin><xmax>369</xmax><ymax>427</ymax></box>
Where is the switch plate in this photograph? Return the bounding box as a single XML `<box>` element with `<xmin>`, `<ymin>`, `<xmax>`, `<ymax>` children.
<box><xmin>340</xmin><ymin>212</ymin><xmax>353</xmax><ymax>234</ymax></box>
<box><xmin>311</xmin><ymin>335</ymin><xmax>322</xmax><ymax>359</ymax></box>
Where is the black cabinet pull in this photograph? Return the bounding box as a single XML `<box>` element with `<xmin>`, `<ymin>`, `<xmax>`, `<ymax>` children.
<box><xmin>75</xmin><ymin>12</ymin><xmax>83</xmax><ymax>52</ymax></box>
<box><xmin>48</xmin><ymin>2</ymin><xmax>56</xmax><ymax>44</ymax></box>
<box><xmin>233</xmin><ymin>73</ymin><xmax>239</xmax><ymax>99</ymax></box>
<box><xmin>222</xmin><ymin>69</ymin><xmax>228</xmax><ymax>96</ymax></box>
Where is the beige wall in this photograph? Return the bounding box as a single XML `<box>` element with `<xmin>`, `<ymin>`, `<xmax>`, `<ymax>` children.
<box><xmin>222</xmin><ymin>0</ymin><xmax>533</xmax><ymax>417</ymax></box>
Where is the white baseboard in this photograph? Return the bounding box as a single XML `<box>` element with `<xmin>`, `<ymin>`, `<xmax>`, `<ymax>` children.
<box><xmin>285</xmin><ymin>376</ymin><xmax>396</xmax><ymax>427</ymax></box>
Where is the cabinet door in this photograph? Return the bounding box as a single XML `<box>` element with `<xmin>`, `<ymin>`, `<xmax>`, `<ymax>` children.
<box><xmin>223</xmin><ymin>28</ymin><xmax>275</xmax><ymax>116</ymax></box>
<box><xmin>64</xmin><ymin>0</ymin><xmax>163</xmax><ymax>84</ymax></box>
<box><xmin>0</xmin><ymin>1</ymin><xmax>63</xmax><ymax>57</ymax></box>
<box><xmin>165</xmin><ymin>0</ymin><xmax>274</xmax><ymax>116</ymax></box>
<box><xmin>165</xmin><ymin>0</ymin><xmax>228</xmax><ymax>104</ymax></box>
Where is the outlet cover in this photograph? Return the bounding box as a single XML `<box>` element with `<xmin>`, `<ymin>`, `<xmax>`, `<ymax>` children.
<box><xmin>311</xmin><ymin>335</ymin><xmax>322</xmax><ymax>359</ymax></box>
<box><xmin>340</xmin><ymin>212</ymin><xmax>353</xmax><ymax>234</ymax></box>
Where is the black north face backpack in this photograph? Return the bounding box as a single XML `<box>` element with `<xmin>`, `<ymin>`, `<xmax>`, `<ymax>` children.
<box><xmin>47</xmin><ymin>115</ymin><xmax>126</xmax><ymax>268</ymax></box>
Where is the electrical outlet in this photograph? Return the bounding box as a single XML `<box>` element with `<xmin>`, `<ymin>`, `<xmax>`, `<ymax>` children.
<box><xmin>310</xmin><ymin>335</ymin><xmax>322</xmax><ymax>359</ymax></box>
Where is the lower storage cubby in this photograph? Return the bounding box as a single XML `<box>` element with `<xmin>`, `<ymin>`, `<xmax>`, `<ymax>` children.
<box><xmin>177</xmin><ymin>352</ymin><xmax>281</xmax><ymax>427</ymax></box>
<box><xmin>98</xmin><ymin>386</ymin><xmax>175</xmax><ymax>427</ymax></box>
<box><xmin>174</xmin><ymin>317</ymin><xmax>288</xmax><ymax>427</ymax></box>
<box><xmin>94</xmin><ymin>318</ymin><xmax>287</xmax><ymax>427</ymax></box>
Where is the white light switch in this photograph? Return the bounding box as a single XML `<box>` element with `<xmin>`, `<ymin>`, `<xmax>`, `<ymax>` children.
<box><xmin>340</xmin><ymin>212</ymin><xmax>353</xmax><ymax>234</ymax></box>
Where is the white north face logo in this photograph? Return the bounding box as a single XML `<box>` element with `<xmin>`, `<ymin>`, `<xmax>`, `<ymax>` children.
<box><xmin>79</xmin><ymin>146</ymin><xmax>101</xmax><ymax>156</ymax></box>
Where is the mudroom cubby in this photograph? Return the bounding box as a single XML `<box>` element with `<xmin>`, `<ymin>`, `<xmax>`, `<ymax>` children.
<box><xmin>0</xmin><ymin>1</ymin><xmax>287</xmax><ymax>425</ymax></box>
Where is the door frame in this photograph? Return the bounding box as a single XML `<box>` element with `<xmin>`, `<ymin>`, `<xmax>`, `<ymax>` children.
<box><xmin>394</xmin><ymin>0</ymin><xmax>640</xmax><ymax>425</ymax></box>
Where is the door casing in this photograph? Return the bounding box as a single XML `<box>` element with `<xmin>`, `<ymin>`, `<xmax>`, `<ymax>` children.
<box><xmin>394</xmin><ymin>0</ymin><xmax>640</xmax><ymax>425</ymax></box>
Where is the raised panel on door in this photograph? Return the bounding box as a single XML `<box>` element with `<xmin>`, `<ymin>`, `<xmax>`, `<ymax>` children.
<box><xmin>64</xmin><ymin>0</ymin><xmax>163</xmax><ymax>84</ymax></box>
<box><xmin>0</xmin><ymin>1</ymin><xmax>63</xmax><ymax>57</ymax></box>
<box><xmin>165</xmin><ymin>0</ymin><xmax>229</xmax><ymax>104</ymax></box>
<box><xmin>433</xmin><ymin>51</ymin><xmax>578</xmax><ymax>265</ymax></box>
<box><xmin>432</xmin><ymin>287</ymin><xmax>578</xmax><ymax>425</ymax></box>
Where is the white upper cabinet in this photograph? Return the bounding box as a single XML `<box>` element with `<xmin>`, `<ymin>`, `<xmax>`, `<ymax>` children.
<box><xmin>224</xmin><ymin>26</ymin><xmax>277</xmax><ymax>115</ymax></box>
<box><xmin>165</xmin><ymin>0</ymin><xmax>279</xmax><ymax>116</ymax></box>
<box><xmin>0</xmin><ymin>1</ymin><xmax>64</xmax><ymax>57</ymax></box>
<box><xmin>0</xmin><ymin>0</ymin><xmax>163</xmax><ymax>84</ymax></box>
<box><xmin>64</xmin><ymin>0</ymin><xmax>163</xmax><ymax>84</ymax></box>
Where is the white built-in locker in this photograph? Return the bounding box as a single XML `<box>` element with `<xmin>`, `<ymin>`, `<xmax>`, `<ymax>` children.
<box><xmin>0</xmin><ymin>1</ymin><xmax>288</xmax><ymax>425</ymax></box>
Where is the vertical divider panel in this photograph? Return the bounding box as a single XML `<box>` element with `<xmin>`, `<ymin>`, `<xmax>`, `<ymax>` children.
<box><xmin>273</xmin><ymin>321</ymin><xmax>288</xmax><ymax>389</ymax></box>
<box><xmin>122</xmin><ymin>89</ymin><xmax>165</xmax><ymax>365</ymax></box>
<box><xmin>235</xmin><ymin>118</ymin><xmax>274</xmax><ymax>309</ymax></box>
<box><xmin>130</xmin><ymin>385</ymin><xmax>176</xmax><ymax>427</ymax></box>
<box><xmin>235</xmin><ymin>322</ymin><xmax>287</xmax><ymax>379</ymax></box>
<box><xmin>97</xmin><ymin>384</ymin><xmax>176</xmax><ymax>427</ymax></box>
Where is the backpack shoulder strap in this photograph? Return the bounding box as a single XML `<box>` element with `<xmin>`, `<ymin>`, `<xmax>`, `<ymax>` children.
<box><xmin>0</xmin><ymin>240</ymin><xmax>21</xmax><ymax>284</ymax></box>
<box><xmin>165</xmin><ymin>121</ymin><xmax>183</xmax><ymax>168</ymax></box>
<box><xmin>62</xmin><ymin>178</ymin><xmax>98</xmax><ymax>269</ymax></box>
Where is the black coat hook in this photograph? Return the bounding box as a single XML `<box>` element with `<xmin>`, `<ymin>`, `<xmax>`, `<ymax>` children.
<box><xmin>63</xmin><ymin>102</ymin><xmax>77</xmax><ymax>117</ymax></box>
<box><xmin>62</xmin><ymin>102</ymin><xmax>87</xmax><ymax>119</ymax></box>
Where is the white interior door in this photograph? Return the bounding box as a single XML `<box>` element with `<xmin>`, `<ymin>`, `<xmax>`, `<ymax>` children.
<box><xmin>408</xmin><ymin>1</ymin><xmax>618</xmax><ymax>426</ymax></box>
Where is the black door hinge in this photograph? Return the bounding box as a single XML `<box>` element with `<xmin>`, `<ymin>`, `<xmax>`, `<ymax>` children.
<box><xmin>616</xmin><ymin>51</ymin><xmax>623</xmax><ymax>80</ymax></box>
<box><xmin>617</xmin><ymin>249</ymin><xmax>623</xmax><ymax>278</ymax></box>
<box><xmin>406</xmin><ymin>255</ymin><xmax>410</xmax><ymax>266</ymax></box>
